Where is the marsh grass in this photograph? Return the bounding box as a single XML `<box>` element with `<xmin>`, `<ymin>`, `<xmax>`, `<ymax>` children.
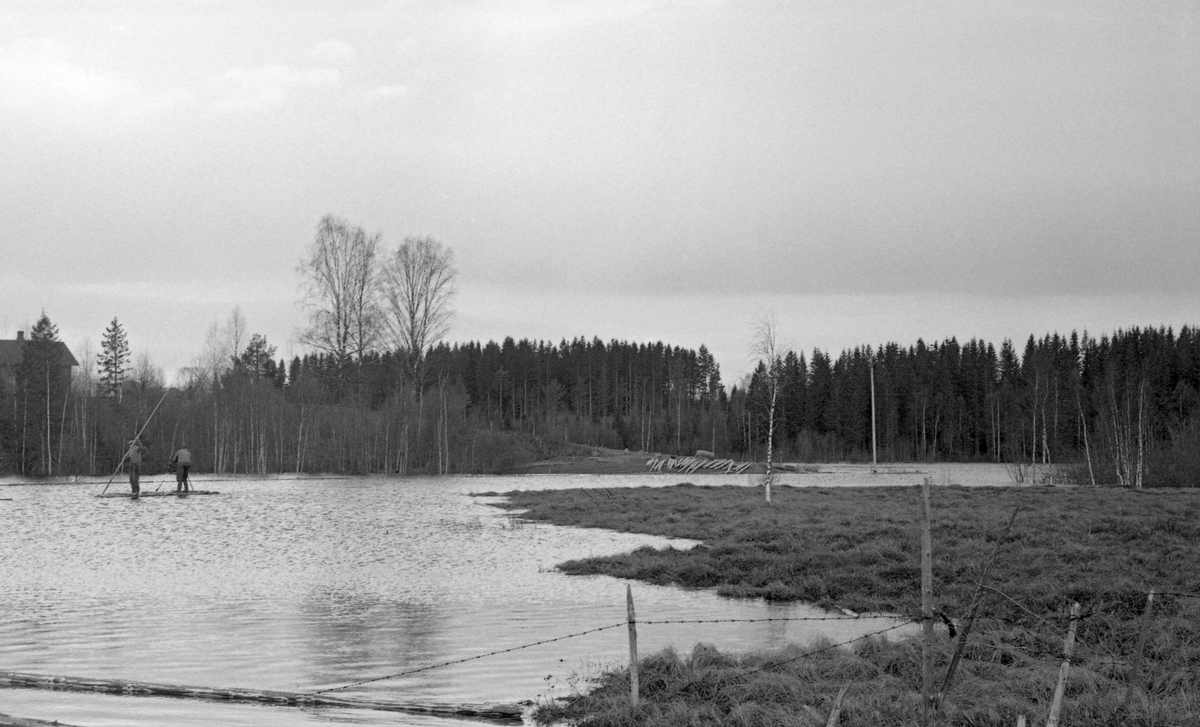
<box><xmin>494</xmin><ymin>484</ymin><xmax>1200</xmax><ymax>726</ymax></box>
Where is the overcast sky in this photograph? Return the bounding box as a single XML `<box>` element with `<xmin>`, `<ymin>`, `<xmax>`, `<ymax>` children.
<box><xmin>2</xmin><ymin>1</ymin><xmax>1197</xmax><ymax>387</ymax></box>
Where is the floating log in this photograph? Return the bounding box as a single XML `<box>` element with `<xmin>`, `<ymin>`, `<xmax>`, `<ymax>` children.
<box><xmin>95</xmin><ymin>490</ymin><xmax>220</xmax><ymax>498</ymax></box>
<box><xmin>0</xmin><ymin>711</ymin><xmax>83</xmax><ymax>727</ymax></box>
<box><xmin>0</xmin><ymin>671</ymin><xmax>524</xmax><ymax>722</ymax></box>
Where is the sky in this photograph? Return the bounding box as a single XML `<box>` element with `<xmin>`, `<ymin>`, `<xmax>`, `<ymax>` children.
<box><xmin>2</xmin><ymin>0</ymin><xmax>1198</xmax><ymax>387</ymax></box>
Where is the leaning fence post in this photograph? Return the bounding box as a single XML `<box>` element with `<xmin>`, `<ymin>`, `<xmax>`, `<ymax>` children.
<box><xmin>825</xmin><ymin>683</ymin><xmax>850</xmax><ymax>727</ymax></box>
<box><xmin>921</xmin><ymin>477</ymin><xmax>934</xmax><ymax>727</ymax></box>
<box><xmin>1129</xmin><ymin>590</ymin><xmax>1155</xmax><ymax>692</ymax></box>
<box><xmin>627</xmin><ymin>584</ymin><xmax>639</xmax><ymax>708</ymax></box>
<box><xmin>1045</xmin><ymin>602</ymin><xmax>1081</xmax><ymax>727</ymax></box>
<box><xmin>937</xmin><ymin>505</ymin><xmax>1020</xmax><ymax>711</ymax></box>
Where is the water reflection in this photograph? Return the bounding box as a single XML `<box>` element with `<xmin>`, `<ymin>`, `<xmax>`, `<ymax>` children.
<box><xmin>0</xmin><ymin>472</ymin><xmax>933</xmax><ymax>726</ymax></box>
<box><xmin>301</xmin><ymin>589</ymin><xmax>443</xmax><ymax>694</ymax></box>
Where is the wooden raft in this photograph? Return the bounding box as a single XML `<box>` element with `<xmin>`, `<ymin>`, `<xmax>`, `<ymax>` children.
<box><xmin>0</xmin><ymin>671</ymin><xmax>524</xmax><ymax>722</ymax></box>
<box><xmin>95</xmin><ymin>490</ymin><xmax>220</xmax><ymax>498</ymax></box>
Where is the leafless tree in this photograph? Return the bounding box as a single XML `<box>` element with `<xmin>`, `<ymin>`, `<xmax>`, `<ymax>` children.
<box><xmin>379</xmin><ymin>235</ymin><xmax>457</xmax><ymax>391</ymax></box>
<box><xmin>225</xmin><ymin>305</ymin><xmax>247</xmax><ymax>365</ymax></box>
<box><xmin>297</xmin><ymin>215</ymin><xmax>382</xmax><ymax>372</ymax></box>
<box><xmin>192</xmin><ymin>313</ymin><xmax>241</xmax><ymax>393</ymax></box>
<box><xmin>72</xmin><ymin>338</ymin><xmax>96</xmax><ymax>398</ymax></box>
<box><xmin>132</xmin><ymin>350</ymin><xmax>164</xmax><ymax>393</ymax></box>
<box><xmin>752</xmin><ymin>311</ymin><xmax>786</xmax><ymax>503</ymax></box>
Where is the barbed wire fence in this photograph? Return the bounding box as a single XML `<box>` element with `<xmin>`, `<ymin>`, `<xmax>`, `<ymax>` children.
<box><xmin>298</xmin><ymin>582</ymin><xmax>1199</xmax><ymax>725</ymax></box>
<box><xmin>14</xmin><ymin>480</ymin><xmax>1194</xmax><ymax>726</ymax></box>
<box><xmin>304</xmin><ymin>478</ymin><xmax>1200</xmax><ymax>726</ymax></box>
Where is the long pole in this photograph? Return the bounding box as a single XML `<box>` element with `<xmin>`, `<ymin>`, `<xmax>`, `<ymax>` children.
<box><xmin>100</xmin><ymin>388</ymin><xmax>170</xmax><ymax>495</ymax></box>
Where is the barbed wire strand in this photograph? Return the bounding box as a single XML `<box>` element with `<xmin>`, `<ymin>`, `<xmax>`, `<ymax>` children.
<box><xmin>309</xmin><ymin>622</ymin><xmax>626</xmax><ymax>695</ymax></box>
<box><xmin>641</xmin><ymin>614</ymin><xmax>923</xmax><ymax>625</ymax></box>
<box><xmin>1156</xmin><ymin>591</ymin><xmax>1200</xmax><ymax>600</ymax></box>
<box><xmin>743</xmin><ymin>620</ymin><xmax>922</xmax><ymax>675</ymax></box>
<box><xmin>308</xmin><ymin>586</ymin><xmax>1184</xmax><ymax>699</ymax></box>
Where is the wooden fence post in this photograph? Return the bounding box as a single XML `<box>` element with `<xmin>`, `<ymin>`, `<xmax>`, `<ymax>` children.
<box><xmin>1129</xmin><ymin>590</ymin><xmax>1155</xmax><ymax>692</ymax></box>
<box><xmin>825</xmin><ymin>683</ymin><xmax>850</xmax><ymax>727</ymax></box>
<box><xmin>627</xmin><ymin>584</ymin><xmax>639</xmax><ymax>708</ymax></box>
<box><xmin>921</xmin><ymin>477</ymin><xmax>934</xmax><ymax>727</ymax></box>
<box><xmin>937</xmin><ymin>506</ymin><xmax>1021</xmax><ymax>710</ymax></box>
<box><xmin>1045</xmin><ymin>602</ymin><xmax>1081</xmax><ymax>727</ymax></box>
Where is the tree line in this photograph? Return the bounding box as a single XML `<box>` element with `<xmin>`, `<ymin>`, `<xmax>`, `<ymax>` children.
<box><xmin>6</xmin><ymin>314</ymin><xmax>1200</xmax><ymax>487</ymax></box>
<box><xmin>3</xmin><ymin>214</ymin><xmax>1198</xmax><ymax>486</ymax></box>
<box><xmin>737</xmin><ymin>327</ymin><xmax>1200</xmax><ymax>487</ymax></box>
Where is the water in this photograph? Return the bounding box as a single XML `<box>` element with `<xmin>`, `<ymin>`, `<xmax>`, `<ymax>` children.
<box><xmin>0</xmin><ymin>469</ymin><xmax>972</xmax><ymax>726</ymax></box>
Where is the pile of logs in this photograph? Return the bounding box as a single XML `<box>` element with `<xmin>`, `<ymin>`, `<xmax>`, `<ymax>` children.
<box><xmin>646</xmin><ymin>456</ymin><xmax>751</xmax><ymax>474</ymax></box>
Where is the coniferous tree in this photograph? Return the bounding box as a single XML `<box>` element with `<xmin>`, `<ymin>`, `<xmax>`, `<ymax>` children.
<box><xmin>16</xmin><ymin>312</ymin><xmax>68</xmax><ymax>474</ymax></box>
<box><xmin>238</xmin><ymin>334</ymin><xmax>278</xmax><ymax>377</ymax></box>
<box><xmin>98</xmin><ymin>318</ymin><xmax>130</xmax><ymax>401</ymax></box>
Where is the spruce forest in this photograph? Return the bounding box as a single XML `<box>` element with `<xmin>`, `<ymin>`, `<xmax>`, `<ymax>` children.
<box><xmin>4</xmin><ymin>218</ymin><xmax>1198</xmax><ymax>485</ymax></box>
<box><xmin>5</xmin><ymin>313</ymin><xmax>1200</xmax><ymax>487</ymax></box>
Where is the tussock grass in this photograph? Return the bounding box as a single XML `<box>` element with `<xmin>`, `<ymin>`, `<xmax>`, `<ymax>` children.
<box><xmin>495</xmin><ymin>484</ymin><xmax>1200</xmax><ymax>725</ymax></box>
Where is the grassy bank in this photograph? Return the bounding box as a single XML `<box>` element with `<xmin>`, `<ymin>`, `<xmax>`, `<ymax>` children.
<box><xmin>491</xmin><ymin>484</ymin><xmax>1200</xmax><ymax>726</ymax></box>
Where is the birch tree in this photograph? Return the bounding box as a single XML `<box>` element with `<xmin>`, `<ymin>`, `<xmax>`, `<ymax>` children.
<box><xmin>298</xmin><ymin>215</ymin><xmax>382</xmax><ymax>374</ymax></box>
<box><xmin>752</xmin><ymin>312</ymin><xmax>785</xmax><ymax>502</ymax></box>
<box><xmin>379</xmin><ymin>235</ymin><xmax>457</xmax><ymax>391</ymax></box>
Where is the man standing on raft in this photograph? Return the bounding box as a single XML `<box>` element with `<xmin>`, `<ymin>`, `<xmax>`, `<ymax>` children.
<box><xmin>126</xmin><ymin>438</ymin><xmax>147</xmax><ymax>498</ymax></box>
<box><xmin>171</xmin><ymin>445</ymin><xmax>193</xmax><ymax>493</ymax></box>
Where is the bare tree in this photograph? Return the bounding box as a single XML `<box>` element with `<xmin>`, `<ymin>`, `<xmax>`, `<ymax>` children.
<box><xmin>297</xmin><ymin>215</ymin><xmax>382</xmax><ymax>372</ymax></box>
<box><xmin>752</xmin><ymin>311</ymin><xmax>786</xmax><ymax>503</ymax></box>
<box><xmin>192</xmin><ymin>318</ymin><xmax>235</xmax><ymax>393</ymax></box>
<box><xmin>72</xmin><ymin>339</ymin><xmax>97</xmax><ymax>398</ymax></box>
<box><xmin>225</xmin><ymin>305</ymin><xmax>247</xmax><ymax>367</ymax></box>
<box><xmin>132</xmin><ymin>350</ymin><xmax>164</xmax><ymax>393</ymax></box>
<box><xmin>379</xmin><ymin>235</ymin><xmax>457</xmax><ymax>391</ymax></box>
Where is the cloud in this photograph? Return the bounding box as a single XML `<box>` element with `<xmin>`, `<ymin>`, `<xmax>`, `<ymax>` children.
<box><xmin>312</xmin><ymin>39</ymin><xmax>356</xmax><ymax>65</ymax></box>
<box><xmin>469</xmin><ymin>0</ymin><xmax>718</xmax><ymax>37</ymax></box>
<box><xmin>364</xmin><ymin>84</ymin><xmax>408</xmax><ymax>102</ymax></box>
<box><xmin>207</xmin><ymin>64</ymin><xmax>340</xmax><ymax>113</ymax></box>
<box><xmin>0</xmin><ymin>38</ymin><xmax>187</xmax><ymax>124</ymax></box>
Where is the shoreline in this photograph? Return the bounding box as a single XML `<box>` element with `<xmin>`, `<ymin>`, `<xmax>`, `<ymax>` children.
<box><xmin>496</xmin><ymin>482</ymin><xmax>1200</xmax><ymax>726</ymax></box>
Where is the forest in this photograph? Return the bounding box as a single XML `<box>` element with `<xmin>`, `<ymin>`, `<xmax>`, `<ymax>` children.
<box><xmin>4</xmin><ymin>217</ymin><xmax>1197</xmax><ymax>486</ymax></box>
<box><xmin>4</xmin><ymin>312</ymin><xmax>1199</xmax><ymax>487</ymax></box>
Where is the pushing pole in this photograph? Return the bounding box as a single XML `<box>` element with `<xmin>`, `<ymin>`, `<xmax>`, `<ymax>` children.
<box><xmin>100</xmin><ymin>388</ymin><xmax>171</xmax><ymax>495</ymax></box>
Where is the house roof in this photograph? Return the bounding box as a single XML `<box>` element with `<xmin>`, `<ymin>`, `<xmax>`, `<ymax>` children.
<box><xmin>0</xmin><ymin>339</ymin><xmax>79</xmax><ymax>368</ymax></box>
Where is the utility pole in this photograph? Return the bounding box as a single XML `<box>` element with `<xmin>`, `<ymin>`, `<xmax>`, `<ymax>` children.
<box><xmin>870</xmin><ymin>363</ymin><xmax>878</xmax><ymax>472</ymax></box>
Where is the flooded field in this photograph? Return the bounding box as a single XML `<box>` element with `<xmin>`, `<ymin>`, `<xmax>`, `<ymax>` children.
<box><xmin>0</xmin><ymin>466</ymin><xmax>1012</xmax><ymax>726</ymax></box>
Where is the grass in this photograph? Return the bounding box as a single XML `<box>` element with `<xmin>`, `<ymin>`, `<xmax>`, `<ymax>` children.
<box><xmin>491</xmin><ymin>483</ymin><xmax>1200</xmax><ymax>726</ymax></box>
